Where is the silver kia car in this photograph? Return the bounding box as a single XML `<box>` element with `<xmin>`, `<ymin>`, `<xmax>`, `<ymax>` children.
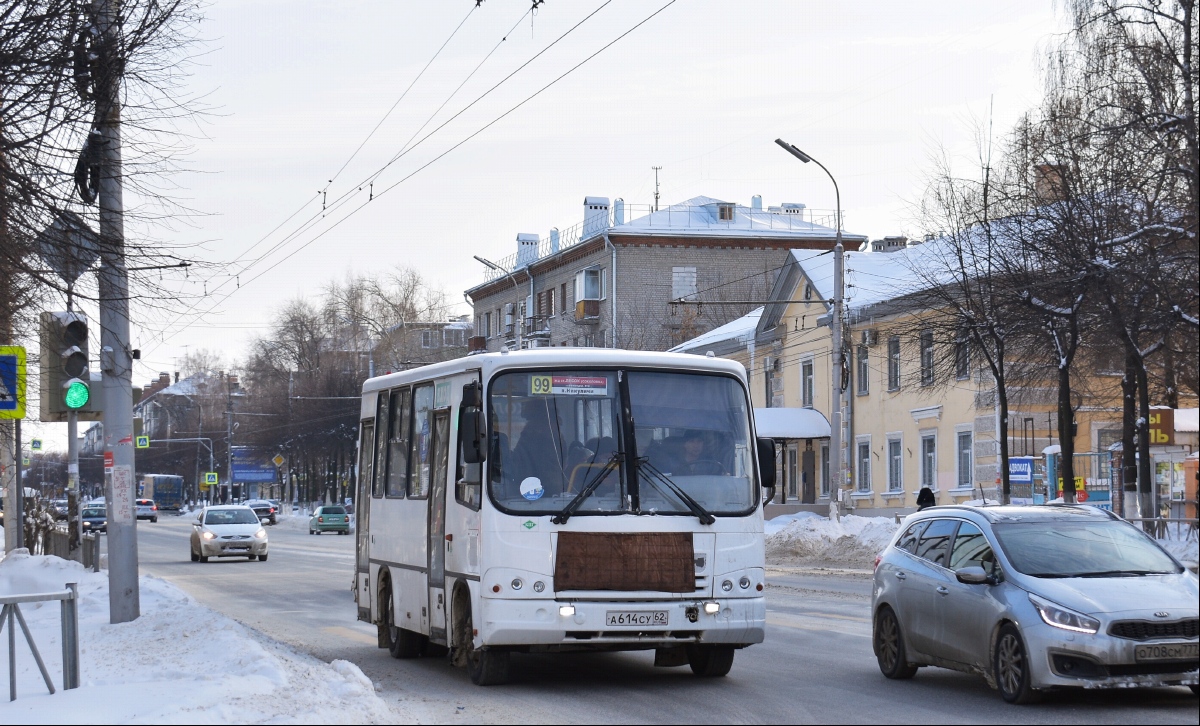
<box><xmin>190</xmin><ymin>505</ymin><xmax>269</xmax><ymax>562</ymax></box>
<box><xmin>872</xmin><ymin>505</ymin><xmax>1198</xmax><ymax>703</ymax></box>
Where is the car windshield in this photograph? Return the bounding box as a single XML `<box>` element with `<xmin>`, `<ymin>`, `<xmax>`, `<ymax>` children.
<box><xmin>488</xmin><ymin>369</ymin><xmax>754</xmax><ymax>517</ymax></box>
<box><xmin>82</xmin><ymin>509</ymin><xmax>104</xmax><ymax>517</ymax></box>
<box><xmin>992</xmin><ymin>520</ymin><xmax>1182</xmax><ymax>577</ymax></box>
<box><xmin>204</xmin><ymin>509</ymin><xmax>260</xmax><ymax>525</ymax></box>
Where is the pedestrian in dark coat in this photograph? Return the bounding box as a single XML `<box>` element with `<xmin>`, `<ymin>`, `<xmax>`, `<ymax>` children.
<box><xmin>916</xmin><ymin>486</ymin><xmax>936</xmax><ymax>511</ymax></box>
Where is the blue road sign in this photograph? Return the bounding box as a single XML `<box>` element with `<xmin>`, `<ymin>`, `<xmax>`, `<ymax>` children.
<box><xmin>0</xmin><ymin>346</ymin><xmax>28</xmax><ymax>419</ymax></box>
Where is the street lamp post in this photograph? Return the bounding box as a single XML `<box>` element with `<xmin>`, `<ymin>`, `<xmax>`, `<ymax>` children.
<box><xmin>775</xmin><ymin>139</ymin><xmax>847</xmax><ymax>517</ymax></box>
<box><xmin>474</xmin><ymin>255</ymin><xmax>522</xmax><ymax>350</ymax></box>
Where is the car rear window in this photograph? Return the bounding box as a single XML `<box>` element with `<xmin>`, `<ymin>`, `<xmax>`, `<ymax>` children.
<box><xmin>136</xmin><ymin>500</ymin><xmax>153</xmax><ymax>506</ymax></box>
<box><xmin>324</xmin><ymin>506</ymin><xmax>347</xmax><ymax>515</ymax></box>
<box><xmin>914</xmin><ymin>519</ymin><xmax>958</xmax><ymax>567</ymax></box>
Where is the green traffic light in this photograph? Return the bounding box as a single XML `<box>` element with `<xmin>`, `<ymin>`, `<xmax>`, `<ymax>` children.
<box><xmin>64</xmin><ymin>379</ymin><xmax>90</xmax><ymax>409</ymax></box>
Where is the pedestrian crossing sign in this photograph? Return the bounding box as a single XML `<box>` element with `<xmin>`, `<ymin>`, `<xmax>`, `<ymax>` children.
<box><xmin>0</xmin><ymin>346</ymin><xmax>27</xmax><ymax>420</ymax></box>
<box><xmin>136</xmin><ymin>435</ymin><xmax>150</xmax><ymax>449</ymax></box>
<box><xmin>204</xmin><ymin>472</ymin><xmax>218</xmax><ymax>486</ymax></box>
<box><xmin>31</xmin><ymin>439</ymin><xmax>42</xmax><ymax>451</ymax></box>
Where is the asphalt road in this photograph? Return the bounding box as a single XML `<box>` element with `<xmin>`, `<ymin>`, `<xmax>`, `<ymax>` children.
<box><xmin>127</xmin><ymin>515</ymin><xmax>1199</xmax><ymax>724</ymax></box>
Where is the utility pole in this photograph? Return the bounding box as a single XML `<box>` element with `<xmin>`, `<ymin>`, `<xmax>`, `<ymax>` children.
<box><xmin>95</xmin><ymin>0</ymin><xmax>139</xmax><ymax>623</ymax></box>
<box><xmin>226</xmin><ymin>374</ymin><xmax>233</xmax><ymax>504</ymax></box>
<box><xmin>775</xmin><ymin>139</ymin><xmax>846</xmax><ymax>517</ymax></box>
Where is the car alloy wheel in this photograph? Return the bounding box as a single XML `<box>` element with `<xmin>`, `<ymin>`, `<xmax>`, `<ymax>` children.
<box><xmin>994</xmin><ymin>624</ymin><xmax>1039</xmax><ymax>704</ymax></box>
<box><xmin>873</xmin><ymin>606</ymin><xmax>918</xmax><ymax>679</ymax></box>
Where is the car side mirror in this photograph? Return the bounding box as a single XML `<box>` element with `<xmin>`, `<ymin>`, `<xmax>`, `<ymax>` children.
<box><xmin>460</xmin><ymin>406</ymin><xmax>485</xmax><ymax>464</ymax></box>
<box><xmin>756</xmin><ymin>437</ymin><xmax>777</xmax><ymax>489</ymax></box>
<box><xmin>955</xmin><ymin>566</ymin><xmax>993</xmax><ymax>585</ymax></box>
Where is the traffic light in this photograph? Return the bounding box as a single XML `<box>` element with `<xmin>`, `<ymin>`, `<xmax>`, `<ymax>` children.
<box><xmin>39</xmin><ymin>311</ymin><xmax>104</xmax><ymax>422</ymax></box>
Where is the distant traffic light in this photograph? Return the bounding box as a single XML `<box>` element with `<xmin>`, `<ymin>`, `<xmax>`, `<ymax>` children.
<box><xmin>40</xmin><ymin>311</ymin><xmax>103</xmax><ymax>421</ymax></box>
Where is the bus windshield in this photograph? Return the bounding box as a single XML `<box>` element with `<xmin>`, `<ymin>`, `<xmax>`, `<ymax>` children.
<box><xmin>488</xmin><ymin>369</ymin><xmax>755</xmax><ymax>517</ymax></box>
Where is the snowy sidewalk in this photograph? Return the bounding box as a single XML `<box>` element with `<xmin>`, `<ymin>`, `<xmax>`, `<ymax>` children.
<box><xmin>0</xmin><ymin>550</ymin><xmax>406</xmax><ymax>724</ymax></box>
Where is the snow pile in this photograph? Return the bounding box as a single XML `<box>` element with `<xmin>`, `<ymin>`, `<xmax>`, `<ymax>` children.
<box><xmin>763</xmin><ymin>511</ymin><xmax>821</xmax><ymax>536</ymax></box>
<box><xmin>765</xmin><ymin>514</ymin><xmax>899</xmax><ymax>570</ymax></box>
<box><xmin>0</xmin><ymin>550</ymin><xmax>403</xmax><ymax>724</ymax></box>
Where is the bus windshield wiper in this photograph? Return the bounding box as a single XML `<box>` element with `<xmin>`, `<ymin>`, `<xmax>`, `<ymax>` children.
<box><xmin>551</xmin><ymin>451</ymin><xmax>623</xmax><ymax>525</ymax></box>
<box><xmin>636</xmin><ymin>459</ymin><xmax>715</xmax><ymax>525</ymax></box>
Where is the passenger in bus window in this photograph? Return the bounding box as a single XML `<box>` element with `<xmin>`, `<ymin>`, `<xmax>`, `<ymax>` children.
<box><xmin>507</xmin><ymin>401</ymin><xmax>568</xmax><ymax>498</ymax></box>
<box><xmin>673</xmin><ymin>430</ymin><xmax>727</xmax><ymax>475</ymax></box>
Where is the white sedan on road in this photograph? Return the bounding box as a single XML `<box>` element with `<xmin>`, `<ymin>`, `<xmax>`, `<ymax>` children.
<box><xmin>190</xmin><ymin>505</ymin><xmax>269</xmax><ymax>562</ymax></box>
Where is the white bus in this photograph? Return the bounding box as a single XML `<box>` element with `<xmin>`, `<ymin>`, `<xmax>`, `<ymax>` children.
<box><xmin>352</xmin><ymin>349</ymin><xmax>775</xmax><ymax>685</ymax></box>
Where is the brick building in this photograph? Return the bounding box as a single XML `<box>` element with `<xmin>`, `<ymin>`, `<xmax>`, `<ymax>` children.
<box><xmin>465</xmin><ymin>195</ymin><xmax>867</xmax><ymax>352</ymax></box>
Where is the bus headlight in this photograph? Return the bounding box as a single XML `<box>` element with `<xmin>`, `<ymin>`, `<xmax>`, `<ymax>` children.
<box><xmin>703</xmin><ymin>602</ymin><xmax>720</xmax><ymax>615</ymax></box>
<box><xmin>721</xmin><ymin>580</ymin><xmax>733</xmax><ymax>592</ymax></box>
<box><xmin>559</xmin><ymin>605</ymin><xmax>575</xmax><ymax>617</ymax></box>
<box><xmin>533</xmin><ymin>581</ymin><xmax>545</xmax><ymax>593</ymax></box>
<box><xmin>739</xmin><ymin>576</ymin><xmax>751</xmax><ymax>589</ymax></box>
<box><xmin>511</xmin><ymin>578</ymin><xmax>523</xmax><ymax>591</ymax></box>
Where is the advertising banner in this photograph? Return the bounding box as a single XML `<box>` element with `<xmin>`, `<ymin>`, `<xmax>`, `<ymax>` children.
<box><xmin>231</xmin><ymin>447</ymin><xmax>277</xmax><ymax>483</ymax></box>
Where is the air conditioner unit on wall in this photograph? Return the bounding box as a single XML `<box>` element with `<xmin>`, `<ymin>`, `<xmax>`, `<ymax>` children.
<box><xmin>860</xmin><ymin>329</ymin><xmax>878</xmax><ymax>346</ymax></box>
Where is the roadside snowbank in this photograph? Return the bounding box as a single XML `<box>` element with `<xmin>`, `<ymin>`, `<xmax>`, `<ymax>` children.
<box><xmin>0</xmin><ymin>550</ymin><xmax>402</xmax><ymax>724</ymax></box>
<box><xmin>765</xmin><ymin>514</ymin><xmax>899</xmax><ymax>570</ymax></box>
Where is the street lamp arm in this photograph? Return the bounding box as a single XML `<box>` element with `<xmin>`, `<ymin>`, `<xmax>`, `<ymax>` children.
<box><xmin>774</xmin><ymin>139</ymin><xmax>840</xmax><ymax>235</ymax></box>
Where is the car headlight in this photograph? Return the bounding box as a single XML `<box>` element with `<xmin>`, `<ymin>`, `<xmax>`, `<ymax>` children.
<box><xmin>201</xmin><ymin>530</ymin><xmax>215</xmax><ymax>540</ymax></box>
<box><xmin>254</xmin><ymin>529</ymin><xmax>267</xmax><ymax>539</ymax></box>
<box><xmin>1029</xmin><ymin>593</ymin><xmax>1100</xmax><ymax>634</ymax></box>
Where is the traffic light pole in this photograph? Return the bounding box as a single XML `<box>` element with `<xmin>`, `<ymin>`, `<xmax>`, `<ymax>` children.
<box><xmin>95</xmin><ymin>0</ymin><xmax>139</xmax><ymax>623</ymax></box>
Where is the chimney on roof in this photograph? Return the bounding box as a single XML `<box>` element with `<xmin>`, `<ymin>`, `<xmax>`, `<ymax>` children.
<box><xmin>549</xmin><ymin>227</ymin><xmax>560</xmax><ymax>254</ymax></box>
<box><xmin>1033</xmin><ymin>164</ymin><xmax>1067</xmax><ymax>202</ymax></box>
<box><xmin>582</xmin><ymin>196</ymin><xmax>610</xmax><ymax>238</ymax></box>
<box><xmin>869</xmin><ymin>236</ymin><xmax>908</xmax><ymax>253</ymax></box>
<box><xmin>174</xmin><ymin>371</ymin><xmax>180</xmax><ymax>383</ymax></box>
<box><xmin>515</xmin><ymin>233</ymin><xmax>539</xmax><ymax>268</ymax></box>
<box><xmin>613</xmin><ymin>198</ymin><xmax>625</xmax><ymax>225</ymax></box>
<box><xmin>751</xmin><ymin>195</ymin><xmax>762</xmax><ymax>211</ymax></box>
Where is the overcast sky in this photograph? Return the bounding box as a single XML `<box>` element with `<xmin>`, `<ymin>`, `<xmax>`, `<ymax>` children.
<box><xmin>26</xmin><ymin>0</ymin><xmax>1067</xmax><ymax>448</ymax></box>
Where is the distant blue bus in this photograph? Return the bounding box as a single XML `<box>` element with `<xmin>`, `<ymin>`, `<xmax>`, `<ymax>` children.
<box><xmin>140</xmin><ymin>474</ymin><xmax>185</xmax><ymax>510</ymax></box>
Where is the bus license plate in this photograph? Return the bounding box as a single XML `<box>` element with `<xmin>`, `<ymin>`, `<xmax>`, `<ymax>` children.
<box><xmin>605</xmin><ymin>610</ymin><xmax>668</xmax><ymax>627</ymax></box>
<box><xmin>1134</xmin><ymin>642</ymin><xmax>1199</xmax><ymax>661</ymax></box>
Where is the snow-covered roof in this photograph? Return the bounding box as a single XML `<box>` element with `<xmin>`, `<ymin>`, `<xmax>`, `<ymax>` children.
<box><xmin>613</xmin><ymin>196</ymin><xmax>864</xmax><ymax>241</ymax></box>
<box><xmin>790</xmin><ymin>239</ymin><xmax>957</xmax><ymax>315</ymax></box>
<box><xmin>754</xmin><ymin>407</ymin><xmax>831</xmax><ymax>439</ymax></box>
<box><xmin>1174</xmin><ymin>407</ymin><xmax>1198</xmax><ymax>433</ymax></box>
<box><xmin>669</xmin><ymin>307</ymin><xmax>763</xmax><ymax>354</ymax></box>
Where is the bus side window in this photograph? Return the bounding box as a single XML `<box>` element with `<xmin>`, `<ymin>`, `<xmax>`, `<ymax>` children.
<box><xmin>456</xmin><ymin>406</ymin><xmax>482</xmax><ymax>510</ymax></box>
<box><xmin>408</xmin><ymin>384</ymin><xmax>434</xmax><ymax>498</ymax></box>
<box><xmin>386</xmin><ymin>388</ymin><xmax>411</xmax><ymax>498</ymax></box>
<box><xmin>372</xmin><ymin>391</ymin><xmax>390</xmax><ymax>498</ymax></box>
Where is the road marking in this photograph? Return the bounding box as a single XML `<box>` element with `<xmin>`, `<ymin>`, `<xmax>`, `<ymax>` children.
<box><xmin>769</xmin><ymin>609</ymin><xmax>869</xmax><ymax>624</ymax></box>
<box><xmin>766</xmin><ymin>611</ymin><xmax>870</xmax><ymax>638</ymax></box>
<box><xmin>323</xmin><ymin>625</ymin><xmax>377</xmax><ymax>646</ymax></box>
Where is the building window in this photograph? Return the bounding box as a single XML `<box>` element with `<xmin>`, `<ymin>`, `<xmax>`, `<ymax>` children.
<box><xmin>763</xmin><ymin>357</ymin><xmax>774</xmax><ymax>405</ymax></box>
<box><xmin>717</xmin><ymin>203</ymin><xmax>734</xmax><ymax>221</ymax></box>
<box><xmin>421</xmin><ymin>330</ymin><xmax>438</xmax><ymax>348</ymax></box>
<box><xmin>671</xmin><ymin>266</ymin><xmax>697</xmax><ymax>302</ymax></box>
<box><xmin>887</xmin><ymin>336</ymin><xmax>901</xmax><ymax>391</ymax></box>
<box><xmin>820</xmin><ymin>443</ymin><xmax>830</xmax><ymax>496</ymax></box>
<box><xmin>560</xmin><ymin>282</ymin><xmax>568</xmax><ymax>312</ymax></box>
<box><xmin>921</xmin><ymin>434</ymin><xmax>936</xmax><ymax>490</ymax></box>
<box><xmin>546</xmin><ymin>288</ymin><xmax>555</xmax><ymax>317</ymax></box>
<box><xmin>856</xmin><ymin>345</ymin><xmax>869</xmax><ymax>395</ymax></box>
<box><xmin>444</xmin><ymin>328</ymin><xmax>467</xmax><ymax>347</ymax></box>
<box><xmin>957</xmin><ymin>431</ymin><xmax>973</xmax><ymax>488</ymax></box>
<box><xmin>857</xmin><ymin>441</ymin><xmax>871</xmax><ymax>492</ymax></box>
<box><xmin>888</xmin><ymin>438</ymin><xmax>902</xmax><ymax>492</ymax></box>
<box><xmin>804</xmin><ymin>283</ymin><xmax>813</xmax><ymax>301</ymax></box>
<box><xmin>920</xmin><ymin>331</ymin><xmax>934</xmax><ymax>386</ymax></box>
<box><xmin>955</xmin><ymin>340</ymin><xmax>970</xmax><ymax>380</ymax></box>
<box><xmin>484</xmin><ymin>312</ymin><xmax>492</xmax><ymax>338</ymax></box>
<box><xmin>801</xmin><ymin>360</ymin><xmax>814</xmax><ymax>408</ymax></box>
<box><xmin>575</xmin><ymin>267</ymin><xmax>604</xmax><ymax>301</ymax></box>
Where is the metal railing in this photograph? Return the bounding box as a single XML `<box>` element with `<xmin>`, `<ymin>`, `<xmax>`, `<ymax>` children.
<box><xmin>1123</xmin><ymin>517</ymin><xmax>1199</xmax><ymax>541</ymax></box>
<box><xmin>1</xmin><ymin>583</ymin><xmax>80</xmax><ymax>701</ymax></box>
<box><xmin>480</xmin><ymin>202</ymin><xmax>842</xmax><ymax>281</ymax></box>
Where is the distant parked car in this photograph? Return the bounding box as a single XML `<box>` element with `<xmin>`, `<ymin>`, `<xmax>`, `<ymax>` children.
<box><xmin>309</xmin><ymin>505</ymin><xmax>350</xmax><ymax>535</ymax></box>
<box><xmin>246</xmin><ymin>499</ymin><xmax>277</xmax><ymax>525</ymax></box>
<box><xmin>50</xmin><ymin>499</ymin><xmax>71</xmax><ymax>520</ymax></box>
<box><xmin>872</xmin><ymin>504</ymin><xmax>1198</xmax><ymax>703</ymax></box>
<box><xmin>135</xmin><ymin>499</ymin><xmax>159</xmax><ymax>523</ymax></box>
<box><xmin>81</xmin><ymin>506</ymin><xmax>107</xmax><ymax>533</ymax></box>
<box><xmin>190</xmin><ymin>505</ymin><xmax>269</xmax><ymax>562</ymax></box>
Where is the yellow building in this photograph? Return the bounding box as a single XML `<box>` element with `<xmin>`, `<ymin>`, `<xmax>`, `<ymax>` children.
<box><xmin>671</xmin><ymin>243</ymin><xmax>1189</xmax><ymax>515</ymax></box>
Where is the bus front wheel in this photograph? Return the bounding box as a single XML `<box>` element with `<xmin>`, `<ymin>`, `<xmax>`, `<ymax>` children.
<box><xmin>687</xmin><ymin>645</ymin><xmax>735</xmax><ymax>677</ymax></box>
<box><xmin>458</xmin><ymin>600</ymin><xmax>509</xmax><ymax>686</ymax></box>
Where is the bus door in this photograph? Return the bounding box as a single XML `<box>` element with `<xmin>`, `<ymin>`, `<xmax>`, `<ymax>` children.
<box><xmin>427</xmin><ymin>408</ymin><xmax>452</xmax><ymax>641</ymax></box>
<box><xmin>355</xmin><ymin>418</ymin><xmax>375</xmax><ymax>622</ymax></box>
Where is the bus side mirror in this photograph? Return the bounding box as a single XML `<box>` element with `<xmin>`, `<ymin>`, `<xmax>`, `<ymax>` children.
<box><xmin>756</xmin><ymin>437</ymin><xmax>776</xmax><ymax>489</ymax></box>
<box><xmin>460</xmin><ymin>407</ymin><xmax>485</xmax><ymax>464</ymax></box>
<box><xmin>462</xmin><ymin>381</ymin><xmax>482</xmax><ymax>409</ymax></box>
